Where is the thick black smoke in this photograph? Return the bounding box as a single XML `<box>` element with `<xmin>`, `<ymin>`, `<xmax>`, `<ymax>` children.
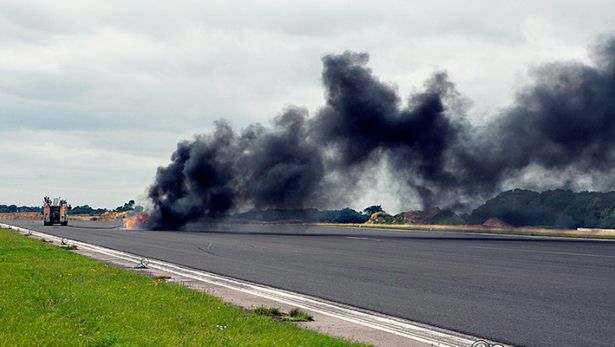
<box><xmin>460</xmin><ymin>37</ymin><xmax>615</xmax><ymax>191</ymax></box>
<box><xmin>147</xmin><ymin>36</ymin><xmax>615</xmax><ymax>230</ymax></box>
<box><xmin>313</xmin><ymin>52</ymin><xmax>469</xmax><ymax>207</ymax></box>
<box><xmin>148</xmin><ymin>109</ymin><xmax>324</xmax><ymax>229</ymax></box>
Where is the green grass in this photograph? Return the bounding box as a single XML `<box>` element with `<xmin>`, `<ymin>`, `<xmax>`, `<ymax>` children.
<box><xmin>0</xmin><ymin>229</ymin><xmax>364</xmax><ymax>346</ymax></box>
<box><xmin>285</xmin><ymin>308</ymin><xmax>313</xmax><ymax>322</ymax></box>
<box><xmin>253</xmin><ymin>306</ymin><xmax>282</xmax><ymax>317</ymax></box>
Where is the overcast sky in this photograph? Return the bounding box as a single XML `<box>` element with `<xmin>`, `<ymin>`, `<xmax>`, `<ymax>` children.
<box><xmin>1</xmin><ymin>0</ymin><xmax>614</xmax><ymax>210</ymax></box>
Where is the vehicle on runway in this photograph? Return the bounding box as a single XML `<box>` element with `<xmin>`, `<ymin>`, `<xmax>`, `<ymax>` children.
<box><xmin>43</xmin><ymin>196</ymin><xmax>71</xmax><ymax>226</ymax></box>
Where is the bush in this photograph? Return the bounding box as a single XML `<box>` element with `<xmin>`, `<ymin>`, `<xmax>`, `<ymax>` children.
<box><xmin>469</xmin><ymin>189</ymin><xmax>615</xmax><ymax>228</ymax></box>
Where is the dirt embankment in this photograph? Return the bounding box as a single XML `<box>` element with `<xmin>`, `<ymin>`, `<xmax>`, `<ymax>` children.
<box><xmin>366</xmin><ymin>211</ymin><xmax>393</xmax><ymax>224</ymax></box>
<box><xmin>0</xmin><ymin>211</ymin><xmax>130</xmax><ymax>221</ymax></box>
<box><xmin>481</xmin><ymin>217</ymin><xmax>511</xmax><ymax>228</ymax></box>
<box><xmin>70</xmin><ymin>211</ymin><xmax>131</xmax><ymax>221</ymax></box>
<box><xmin>0</xmin><ymin>212</ymin><xmax>42</xmax><ymax>220</ymax></box>
<box><xmin>321</xmin><ymin>222</ymin><xmax>615</xmax><ymax>238</ymax></box>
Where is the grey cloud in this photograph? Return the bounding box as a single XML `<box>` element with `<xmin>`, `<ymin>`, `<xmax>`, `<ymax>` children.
<box><xmin>1</xmin><ymin>0</ymin><xmax>615</xmax><ymax>210</ymax></box>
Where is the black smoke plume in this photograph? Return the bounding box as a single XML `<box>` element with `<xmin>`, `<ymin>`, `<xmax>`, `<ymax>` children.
<box><xmin>147</xmin><ymin>36</ymin><xmax>615</xmax><ymax>230</ymax></box>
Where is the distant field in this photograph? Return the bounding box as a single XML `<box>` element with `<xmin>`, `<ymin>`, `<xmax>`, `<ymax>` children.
<box><xmin>0</xmin><ymin>211</ymin><xmax>127</xmax><ymax>221</ymax></box>
<box><xmin>0</xmin><ymin>212</ymin><xmax>41</xmax><ymax>220</ymax></box>
<box><xmin>0</xmin><ymin>229</ymin><xmax>362</xmax><ymax>346</ymax></box>
<box><xmin>320</xmin><ymin>222</ymin><xmax>615</xmax><ymax>239</ymax></box>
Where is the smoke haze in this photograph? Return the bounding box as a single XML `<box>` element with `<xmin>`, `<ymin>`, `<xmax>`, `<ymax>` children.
<box><xmin>147</xmin><ymin>36</ymin><xmax>615</xmax><ymax>229</ymax></box>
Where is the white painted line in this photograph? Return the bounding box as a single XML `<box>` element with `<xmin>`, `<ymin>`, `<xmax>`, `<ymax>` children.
<box><xmin>1</xmin><ymin>223</ymin><xmax>500</xmax><ymax>347</ymax></box>
<box><xmin>470</xmin><ymin>246</ymin><xmax>615</xmax><ymax>258</ymax></box>
<box><xmin>342</xmin><ymin>224</ymin><xmax>615</xmax><ymax>242</ymax></box>
<box><xmin>344</xmin><ymin>236</ymin><xmax>383</xmax><ymax>242</ymax></box>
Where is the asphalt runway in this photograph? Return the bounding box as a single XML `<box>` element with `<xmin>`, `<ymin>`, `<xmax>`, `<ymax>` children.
<box><xmin>8</xmin><ymin>220</ymin><xmax>615</xmax><ymax>346</ymax></box>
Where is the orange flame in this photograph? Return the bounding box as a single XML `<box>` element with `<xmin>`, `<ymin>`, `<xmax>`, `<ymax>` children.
<box><xmin>124</xmin><ymin>213</ymin><xmax>149</xmax><ymax>230</ymax></box>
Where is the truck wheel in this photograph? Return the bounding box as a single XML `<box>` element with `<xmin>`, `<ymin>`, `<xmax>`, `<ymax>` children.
<box><xmin>61</xmin><ymin>222</ymin><xmax>68</xmax><ymax>226</ymax></box>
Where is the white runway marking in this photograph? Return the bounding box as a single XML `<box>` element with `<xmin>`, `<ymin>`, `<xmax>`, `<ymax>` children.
<box><xmin>344</xmin><ymin>236</ymin><xmax>383</xmax><ymax>241</ymax></box>
<box><xmin>471</xmin><ymin>246</ymin><xmax>615</xmax><ymax>258</ymax></box>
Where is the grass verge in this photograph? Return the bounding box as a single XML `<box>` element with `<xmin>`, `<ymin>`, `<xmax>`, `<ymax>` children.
<box><xmin>0</xmin><ymin>229</ymin><xmax>364</xmax><ymax>346</ymax></box>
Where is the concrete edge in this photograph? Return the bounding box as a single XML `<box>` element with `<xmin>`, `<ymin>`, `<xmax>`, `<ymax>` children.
<box><xmin>1</xmin><ymin>223</ymin><xmax>510</xmax><ymax>347</ymax></box>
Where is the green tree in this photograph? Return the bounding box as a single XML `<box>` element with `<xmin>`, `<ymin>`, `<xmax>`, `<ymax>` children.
<box><xmin>363</xmin><ymin>205</ymin><xmax>383</xmax><ymax>216</ymax></box>
<box><xmin>115</xmin><ymin>200</ymin><xmax>136</xmax><ymax>212</ymax></box>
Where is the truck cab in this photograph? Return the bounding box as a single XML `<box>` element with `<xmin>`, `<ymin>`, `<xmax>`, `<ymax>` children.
<box><xmin>43</xmin><ymin>196</ymin><xmax>70</xmax><ymax>226</ymax></box>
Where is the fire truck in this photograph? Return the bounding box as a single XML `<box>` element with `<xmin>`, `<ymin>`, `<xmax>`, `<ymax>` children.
<box><xmin>43</xmin><ymin>197</ymin><xmax>71</xmax><ymax>226</ymax></box>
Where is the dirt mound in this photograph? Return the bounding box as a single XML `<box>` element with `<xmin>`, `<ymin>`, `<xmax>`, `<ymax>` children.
<box><xmin>482</xmin><ymin>217</ymin><xmax>511</xmax><ymax>228</ymax></box>
<box><xmin>366</xmin><ymin>211</ymin><xmax>394</xmax><ymax>224</ymax></box>
<box><xmin>394</xmin><ymin>207</ymin><xmax>442</xmax><ymax>224</ymax></box>
<box><xmin>70</xmin><ymin>211</ymin><xmax>131</xmax><ymax>221</ymax></box>
<box><xmin>0</xmin><ymin>212</ymin><xmax>41</xmax><ymax>220</ymax></box>
<box><xmin>97</xmin><ymin>211</ymin><xmax>131</xmax><ymax>221</ymax></box>
<box><xmin>366</xmin><ymin>207</ymin><xmax>459</xmax><ymax>225</ymax></box>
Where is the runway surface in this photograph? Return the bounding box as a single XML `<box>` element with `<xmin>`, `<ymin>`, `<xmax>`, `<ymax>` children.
<box><xmin>8</xmin><ymin>220</ymin><xmax>615</xmax><ymax>346</ymax></box>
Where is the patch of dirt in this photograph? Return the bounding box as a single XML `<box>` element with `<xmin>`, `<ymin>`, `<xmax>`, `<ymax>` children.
<box><xmin>482</xmin><ymin>217</ymin><xmax>511</xmax><ymax>228</ymax></box>
<box><xmin>394</xmin><ymin>207</ymin><xmax>442</xmax><ymax>224</ymax></box>
<box><xmin>366</xmin><ymin>211</ymin><xmax>393</xmax><ymax>224</ymax></box>
<box><xmin>70</xmin><ymin>211</ymin><xmax>131</xmax><ymax>221</ymax></box>
<box><xmin>367</xmin><ymin>207</ymin><xmax>448</xmax><ymax>225</ymax></box>
<box><xmin>0</xmin><ymin>212</ymin><xmax>41</xmax><ymax>220</ymax></box>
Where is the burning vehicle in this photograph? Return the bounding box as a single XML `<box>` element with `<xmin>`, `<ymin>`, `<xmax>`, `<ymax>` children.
<box><xmin>124</xmin><ymin>213</ymin><xmax>150</xmax><ymax>230</ymax></box>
